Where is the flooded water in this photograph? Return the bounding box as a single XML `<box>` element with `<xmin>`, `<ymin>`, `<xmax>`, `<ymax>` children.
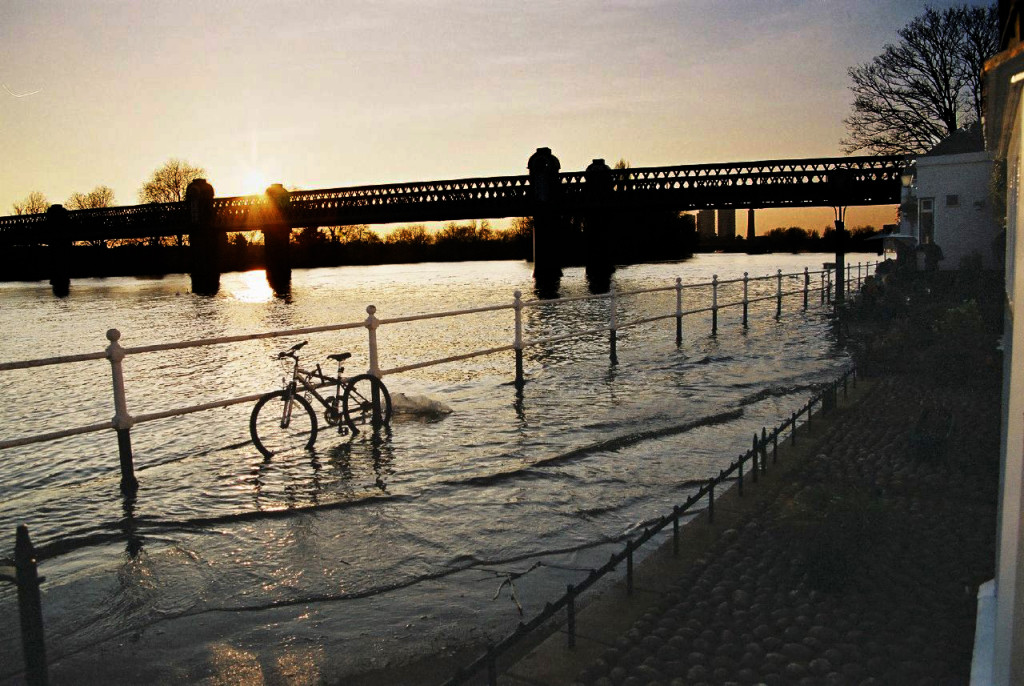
<box><xmin>0</xmin><ymin>253</ymin><xmax>872</xmax><ymax>683</ymax></box>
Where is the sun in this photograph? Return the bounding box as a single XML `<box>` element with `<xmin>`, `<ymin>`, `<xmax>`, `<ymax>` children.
<box><xmin>242</xmin><ymin>168</ymin><xmax>271</xmax><ymax>195</ymax></box>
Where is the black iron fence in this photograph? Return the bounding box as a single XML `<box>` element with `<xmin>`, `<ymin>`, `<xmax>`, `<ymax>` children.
<box><xmin>442</xmin><ymin>367</ymin><xmax>857</xmax><ymax>686</ymax></box>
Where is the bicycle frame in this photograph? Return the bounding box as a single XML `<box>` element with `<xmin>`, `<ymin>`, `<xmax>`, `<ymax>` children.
<box><xmin>281</xmin><ymin>354</ymin><xmax>347</xmax><ymax>423</ymax></box>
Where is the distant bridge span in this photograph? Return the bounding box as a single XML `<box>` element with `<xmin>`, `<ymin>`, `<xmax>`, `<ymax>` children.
<box><xmin>0</xmin><ymin>155</ymin><xmax>907</xmax><ymax>245</ymax></box>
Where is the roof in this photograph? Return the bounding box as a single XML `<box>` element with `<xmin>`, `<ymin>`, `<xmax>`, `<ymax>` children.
<box><xmin>924</xmin><ymin>122</ymin><xmax>985</xmax><ymax>157</ymax></box>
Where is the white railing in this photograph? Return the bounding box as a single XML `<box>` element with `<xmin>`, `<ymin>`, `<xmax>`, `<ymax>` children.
<box><xmin>0</xmin><ymin>262</ymin><xmax>877</xmax><ymax>490</ymax></box>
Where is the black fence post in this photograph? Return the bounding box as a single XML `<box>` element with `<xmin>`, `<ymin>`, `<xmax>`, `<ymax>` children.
<box><xmin>513</xmin><ymin>290</ymin><xmax>525</xmax><ymax>388</ymax></box>
<box><xmin>14</xmin><ymin>525</ymin><xmax>48</xmax><ymax>686</ymax></box>
<box><xmin>791</xmin><ymin>411</ymin><xmax>798</xmax><ymax>447</ymax></box>
<box><xmin>609</xmin><ymin>284</ymin><xmax>619</xmax><ymax>365</ymax></box>
<box><xmin>672</xmin><ymin>506</ymin><xmax>680</xmax><ymax>555</ymax></box>
<box><xmin>708</xmin><ymin>477</ymin><xmax>716</xmax><ymax>524</ymax></box>
<box><xmin>711</xmin><ymin>275</ymin><xmax>719</xmax><ymax>335</ymax></box>
<box><xmin>675</xmin><ymin>277</ymin><xmax>683</xmax><ymax>346</ymax></box>
<box><xmin>772</xmin><ymin>427</ymin><xmax>779</xmax><ymax>463</ymax></box>
<box><xmin>626</xmin><ymin>540</ymin><xmax>634</xmax><ymax>595</ymax></box>
<box><xmin>803</xmin><ymin>267</ymin><xmax>809</xmax><ymax>310</ymax></box>
<box><xmin>751</xmin><ymin>435</ymin><xmax>759</xmax><ymax>484</ymax></box>
<box><xmin>775</xmin><ymin>269</ymin><xmax>783</xmax><ymax>319</ymax></box>
<box><xmin>742</xmin><ymin>272</ymin><xmax>749</xmax><ymax>328</ymax></box>
<box><xmin>738</xmin><ymin>457</ymin><xmax>745</xmax><ymax>496</ymax></box>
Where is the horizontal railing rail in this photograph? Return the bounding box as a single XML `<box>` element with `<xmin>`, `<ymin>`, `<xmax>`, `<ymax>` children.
<box><xmin>442</xmin><ymin>367</ymin><xmax>859</xmax><ymax>686</ymax></box>
<box><xmin>0</xmin><ymin>262</ymin><xmax>877</xmax><ymax>492</ymax></box>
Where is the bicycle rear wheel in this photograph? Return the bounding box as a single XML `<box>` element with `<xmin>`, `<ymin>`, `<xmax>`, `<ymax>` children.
<box><xmin>342</xmin><ymin>374</ymin><xmax>392</xmax><ymax>434</ymax></box>
<box><xmin>250</xmin><ymin>390</ymin><xmax>318</xmax><ymax>458</ymax></box>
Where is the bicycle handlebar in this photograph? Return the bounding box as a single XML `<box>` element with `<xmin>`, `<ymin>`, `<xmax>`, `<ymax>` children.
<box><xmin>276</xmin><ymin>340</ymin><xmax>309</xmax><ymax>359</ymax></box>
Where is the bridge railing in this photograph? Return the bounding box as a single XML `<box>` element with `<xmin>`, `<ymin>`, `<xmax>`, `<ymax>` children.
<box><xmin>0</xmin><ymin>262</ymin><xmax>876</xmax><ymax>491</ymax></box>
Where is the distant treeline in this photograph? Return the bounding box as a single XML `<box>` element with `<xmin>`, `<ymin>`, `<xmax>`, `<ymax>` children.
<box><xmin>0</xmin><ymin>217</ymin><xmax>872</xmax><ymax>282</ymax></box>
<box><xmin>0</xmin><ymin>213</ymin><xmax>698</xmax><ymax>281</ymax></box>
<box><xmin>697</xmin><ymin>225</ymin><xmax>883</xmax><ymax>254</ymax></box>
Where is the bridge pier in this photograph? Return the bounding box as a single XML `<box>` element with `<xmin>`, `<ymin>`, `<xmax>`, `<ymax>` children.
<box><xmin>263</xmin><ymin>184</ymin><xmax>292</xmax><ymax>296</ymax></box>
<box><xmin>46</xmin><ymin>204</ymin><xmax>71</xmax><ymax>297</ymax></box>
<box><xmin>186</xmin><ymin>179</ymin><xmax>220</xmax><ymax>295</ymax></box>
<box><xmin>584</xmin><ymin>158</ymin><xmax>615</xmax><ymax>293</ymax></box>
<box><xmin>747</xmin><ymin>208</ymin><xmax>756</xmax><ymax>240</ymax></box>
<box><xmin>528</xmin><ymin>147</ymin><xmax>563</xmax><ymax>297</ymax></box>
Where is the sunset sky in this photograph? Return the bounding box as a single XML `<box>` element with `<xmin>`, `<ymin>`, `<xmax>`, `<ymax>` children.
<box><xmin>1</xmin><ymin>0</ymin><xmax>991</xmax><ymax>235</ymax></box>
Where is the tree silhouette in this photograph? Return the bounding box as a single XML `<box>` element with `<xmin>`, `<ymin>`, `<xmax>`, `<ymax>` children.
<box><xmin>66</xmin><ymin>186</ymin><xmax>116</xmax><ymax>247</ymax></box>
<box><xmin>138</xmin><ymin>159</ymin><xmax>206</xmax><ymax>204</ymax></box>
<box><xmin>139</xmin><ymin>159</ymin><xmax>206</xmax><ymax>247</ymax></box>
<box><xmin>12</xmin><ymin>191</ymin><xmax>49</xmax><ymax>215</ymax></box>
<box><xmin>66</xmin><ymin>185</ymin><xmax>115</xmax><ymax>210</ymax></box>
<box><xmin>842</xmin><ymin>4</ymin><xmax>998</xmax><ymax>155</ymax></box>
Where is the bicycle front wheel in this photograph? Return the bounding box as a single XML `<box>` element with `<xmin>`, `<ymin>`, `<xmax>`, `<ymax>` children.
<box><xmin>250</xmin><ymin>390</ymin><xmax>318</xmax><ymax>458</ymax></box>
<box><xmin>342</xmin><ymin>374</ymin><xmax>392</xmax><ymax>434</ymax></box>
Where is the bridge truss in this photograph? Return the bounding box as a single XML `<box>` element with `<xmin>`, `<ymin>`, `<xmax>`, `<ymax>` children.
<box><xmin>0</xmin><ymin>155</ymin><xmax>907</xmax><ymax>244</ymax></box>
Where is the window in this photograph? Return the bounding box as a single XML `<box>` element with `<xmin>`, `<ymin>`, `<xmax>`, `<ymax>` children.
<box><xmin>946</xmin><ymin>194</ymin><xmax>960</xmax><ymax>207</ymax></box>
<box><xmin>919</xmin><ymin>198</ymin><xmax>934</xmax><ymax>244</ymax></box>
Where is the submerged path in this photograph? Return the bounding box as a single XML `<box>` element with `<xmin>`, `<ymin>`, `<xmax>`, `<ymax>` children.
<box><xmin>496</xmin><ymin>369</ymin><xmax>999</xmax><ymax>686</ymax></box>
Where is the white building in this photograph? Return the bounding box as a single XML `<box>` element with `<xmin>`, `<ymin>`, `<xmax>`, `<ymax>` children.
<box><xmin>972</xmin><ymin>11</ymin><xmax>1024</xmax><ymax>683</ymax></box>
<box><xmin>908</xmin><ymin>124</ymin><xmax>1002</xmax><ymax>270</ymax></box>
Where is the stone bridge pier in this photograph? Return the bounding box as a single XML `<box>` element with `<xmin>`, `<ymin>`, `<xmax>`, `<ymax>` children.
<box><xmin>528</xmin><ymin>147</ymin><xmax>565</xmax><ymax>296</ymax></box>
<box><xmin>186</xmin><ymin>178</ymin><xmax>221</xmax><ymax>295</ymax></box>
<box><xmin>263</xmin><ymin>184</ymin><xmax>292</xmax><ymax>296</ymax></box>
<box><xmin>46</xmin><ymin>204</ymin><xmax>71</xmax><ymax>297</ymax></box>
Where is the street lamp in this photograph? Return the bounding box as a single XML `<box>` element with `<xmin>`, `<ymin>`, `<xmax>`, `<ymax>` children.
<box><xmin>829</xmin><ymin>169</ymin><xmax>851</xmax><ymax>310</ymax></box>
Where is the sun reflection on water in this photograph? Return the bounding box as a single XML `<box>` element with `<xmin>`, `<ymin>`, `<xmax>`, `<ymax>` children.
<box><xmin>225</xmin><ymin>270</ymin><xmax>274</xmax><ymax>303</ymax></box>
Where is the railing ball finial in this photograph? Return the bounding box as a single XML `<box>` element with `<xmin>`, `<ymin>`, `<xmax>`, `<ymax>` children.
<box><xmin>106</xmin><ymin>328</ymin><xmax>121</xmax><ymax>343</ymax></box>
<box><xmin>366</xmin><ymin>305</ymin><xmax>377</xmax><ymax>317</ymax></box>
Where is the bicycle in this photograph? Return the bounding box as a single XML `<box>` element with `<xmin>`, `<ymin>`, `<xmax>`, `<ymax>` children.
<box><xmin>249</xmin><ymin>341</ymin><xmax>393</xmax><ymax>458</ymax></box>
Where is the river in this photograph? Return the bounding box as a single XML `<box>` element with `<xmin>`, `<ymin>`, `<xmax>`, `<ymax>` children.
<box><xmin>0</xmin><ymin>253</ymin><xmax>872</xmax><ymax>684</ymax></box>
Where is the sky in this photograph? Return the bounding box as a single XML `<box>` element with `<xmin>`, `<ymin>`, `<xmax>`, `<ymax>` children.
<box><xmin>0</xmin><ymin>0</ymin><xmax>993</xmax><ymax>235</ymax></box>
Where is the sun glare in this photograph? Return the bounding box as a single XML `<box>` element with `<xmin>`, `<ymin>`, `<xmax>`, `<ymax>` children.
<box><xmin>243</xmin><ymin>168</ymin><xmax>271</xmax><ymax>196</ymax></box>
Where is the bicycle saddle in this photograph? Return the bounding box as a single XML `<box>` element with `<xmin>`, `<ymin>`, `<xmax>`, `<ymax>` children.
<box><xmin>328</xmin><ymin>352</ymin><xmax>352</xmax><ymax>362</ymax></box>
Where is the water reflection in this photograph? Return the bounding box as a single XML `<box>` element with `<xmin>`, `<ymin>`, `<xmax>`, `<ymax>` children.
<box><xmin>328</xmin><ymin>430</ymin><xmax>395</xmax><ymax>495</ymax></box>
<box><xmin>225</xmin><ymin>269</ymin><xmax>274</xmax><ymax>303</ymax></box>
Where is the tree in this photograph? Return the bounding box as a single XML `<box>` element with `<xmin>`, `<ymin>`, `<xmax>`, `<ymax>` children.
<box><xmin>66</xmin><ymin>186</ymin><xmax>115</xmax><ymax>247</ymax></box>
<box><xmin>139</xmin><ymin>158</ymin><xmax>205</xmax><ymax>247</ymax></box>
<box><xmin>842</xmin><ymin>4</ymin><xmax>998</xmax><ymax>155</ymax></box>
<box><xmin>12</xmin><ymin>191</ymin><xmax>49</xmax><ymax>215</ymax></box>
<box><xmin>138</xmin><ymin>158</ymin><xmax>206</xmax><ymax>204</ymax></box>
<box><xmin>66</xmin><ymin>185</ymin><xmax>115</xmax><ymax>210</ymax></box>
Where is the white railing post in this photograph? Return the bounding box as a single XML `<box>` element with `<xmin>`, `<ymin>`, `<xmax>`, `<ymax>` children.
<box><xmin>712</xmin><ymin>274</ymin><xmax>719</xmax><ymax>335</ymax></box>
<box><xmin>513</xmin><ymin>290</ymin><xmax>524</xmax><ymax>387</ymax></box>
<box><xmin>365</xmin><ymin>305</ymin><xmax>381</xmax><ymax>377</ymax></box>
<box><xmin>105</xmin><ymin>329</ymin><xmax>138</xmax><ymax>493</ymax></box>
<box><xmin>742</xmin><ymin>272</ymin><xmax>749</xmax><ymax>328</ymax></box>
<box><xmin>609</xmin><ymin>284</ymin><xmax>618</xmax><ymax>364</ymax></box>
<box><xmin>775</xmin><ymin>269</ymin><xmax>782</xmax><ymax>319</ymax></box>
<box><xmin>675</xmin><ymin>277</ymin><xmax>683</xmax><ymax>345</ymax></box>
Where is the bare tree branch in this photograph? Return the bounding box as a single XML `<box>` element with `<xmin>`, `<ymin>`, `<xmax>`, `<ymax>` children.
<box><xmin>12</xmin><ymin>191</ymin><xmax>49</xmax><ymax>215</ymax></box>
<box><xmin>842</xmin><ymin>4</ymin><xmax>998</xmax><ymax>155</ymax></box>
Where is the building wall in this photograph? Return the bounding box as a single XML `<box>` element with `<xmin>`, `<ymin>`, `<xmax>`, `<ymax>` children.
<box><xmin>995</xmin><ymin>90</ymin><xmax>1024</xmax><ymax>686</ymax></box>
<box><xmin>717</xmin><ymin>209</ymin><xmax>736</xmax><ymax>240</ymax></box>
<box><xmin>915</xmin><ymin>151</ymin><xmax>1001</xmax><ymax>269</ymax></box>
<box><xmin>696</xmin><ymin>209</ymin><xmax>715</xmax><ymax>239</ymax></box>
